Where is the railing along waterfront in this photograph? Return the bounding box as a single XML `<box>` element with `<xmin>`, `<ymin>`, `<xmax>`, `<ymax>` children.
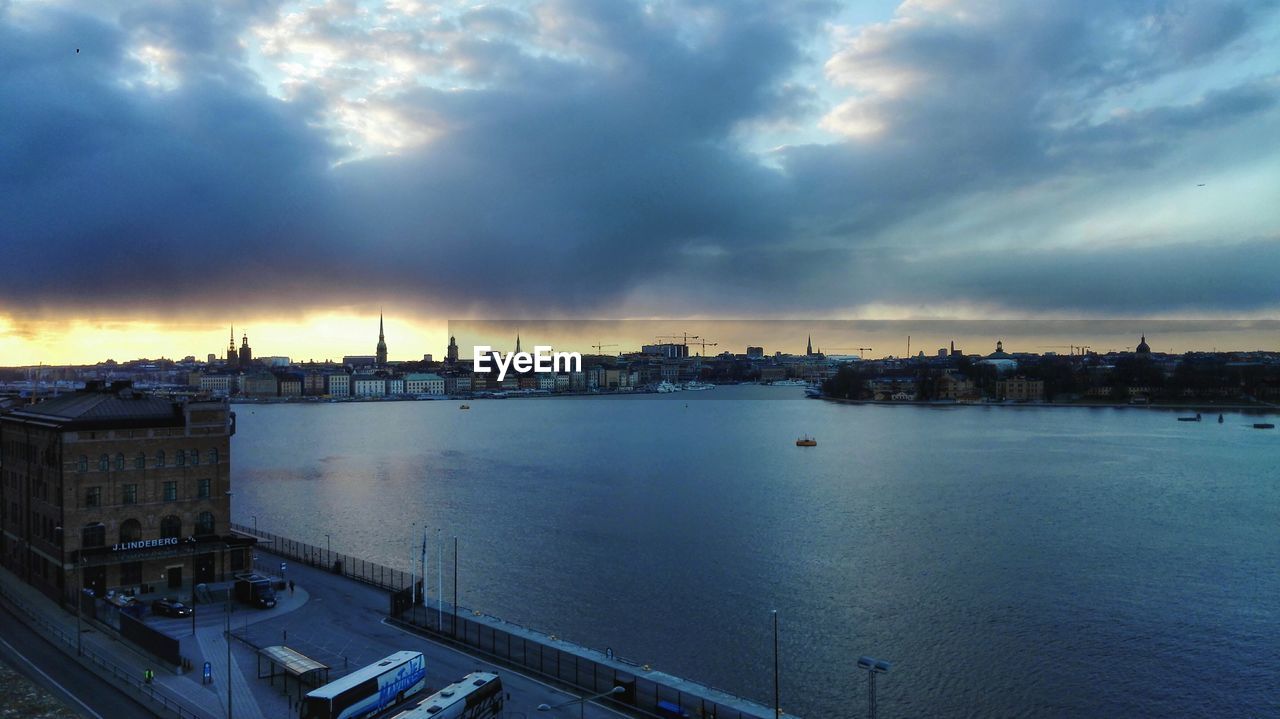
<box><xmin>230</xmin><ymin>522</ymin><xmax>414</xmax><ymax>593</ymax></box>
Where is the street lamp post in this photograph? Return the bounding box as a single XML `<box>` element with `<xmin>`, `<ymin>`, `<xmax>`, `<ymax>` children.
<box><xmin>537</xmin><ymin>686</ymin><xmax>625</xmax><ymax>719</ymax></box>
<box><xmin>856</xmin><ymin>655</ymin><xmax>891</xmax><ymax>719</ymax></box>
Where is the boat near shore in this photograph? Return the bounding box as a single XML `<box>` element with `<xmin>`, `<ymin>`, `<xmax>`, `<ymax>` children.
<box><xmin>796</xmin><ymin>436</ymin><xmax>817</xmax><ymax>447</ymax></box>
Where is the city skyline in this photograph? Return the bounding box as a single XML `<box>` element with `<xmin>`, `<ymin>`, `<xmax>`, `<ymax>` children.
<box><xmin>3</xmin><ymin>1</ymin><xmax>1279</xmax><ymax>364</ymax></box>
<box><xmin>3</xmin><ymin>315</ymin><xmax>1277</xmax><ymax>367</ymax></box>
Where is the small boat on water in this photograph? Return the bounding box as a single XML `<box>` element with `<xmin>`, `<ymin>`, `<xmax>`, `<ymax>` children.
<box><xmin>459</xmin><ymin>404</ymin><xmax>470</xmax><ymax>410</ymax></box>
<box><xmin>796</xmin><ymin>436</ymin><xmax>817</xmax><ymax>447</ymax></box>
<box><xmin>1218</xmin><ymin>414</ymin><xmax>1224</xmax><ymax>423</ymax></box>
<box><xmin>1254</xmin><ymin>423</ymin><xmax>1275</xmax><ymax>429</ymax></box>
<box><xmin>1177</xmin><ymin>413</ymin><xmax>1202</xmax><ymax>422</ymax></box>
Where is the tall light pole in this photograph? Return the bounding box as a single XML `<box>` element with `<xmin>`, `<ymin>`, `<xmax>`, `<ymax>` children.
<box><xmin>537</xmin><ymin>685</ymin><xmax>625</xmax><ymax>719</ymax></box>
<box><xmin>772</xmin><ymin>610</ymin><xmax>779</xmax><ymax>719</ymax></box>
<box><xmin>251</xmin><ymin>515</ymin><xmax>257</xmax><ymax>534</ymax></box>
<box><xmin>436</xmin><ymin>529</ymin><xmax>443</xmax><ymax>630</ymax></box>
<box><xmin>857</xmin><ymin>655</ymin><xmax>891</xmax><ymax>719</ymax></box>
<box><xmin>324</xmin><ymin>533</ymin><xmax>331</xmax><ymax>569</ymax></box>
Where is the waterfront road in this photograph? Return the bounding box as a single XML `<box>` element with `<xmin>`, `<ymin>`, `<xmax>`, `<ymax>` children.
<box><xmin>0</xmin><ymin>601</ymin><xmax>155</xmax><ymax>719</ymax></box>
<box><xmin>235</xmin><ymin>549</ymin><xmax>631</xmax><ymax>719</ymax></box>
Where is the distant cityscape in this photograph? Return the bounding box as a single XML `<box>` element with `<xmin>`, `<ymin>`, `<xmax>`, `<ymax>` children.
<box><xmin>2</xmin><ymin>317</ymin><xmax>1277</xmax><ymax>406</ymax></box>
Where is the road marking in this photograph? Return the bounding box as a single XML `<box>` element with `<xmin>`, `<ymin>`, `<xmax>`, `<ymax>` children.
<box><xmin>0</xmin><ymin>633</ymin><xmax>106</xmax><ymax>719</ymax></box>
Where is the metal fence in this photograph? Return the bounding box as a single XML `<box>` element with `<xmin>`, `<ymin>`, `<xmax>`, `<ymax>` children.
<box><xmin>389</xmin><ymin>603</ymin><xmax>772</xmax><ymax>719</ymax></box>
<box><xmin>0</xmin><ymin>575</ymin><xmax>210</xmax><ymax>719</ymax></box>
<box><xmin>230</xmin><ymin>522</ymin><xmax>412</xmax><ymax>593</ymax></box>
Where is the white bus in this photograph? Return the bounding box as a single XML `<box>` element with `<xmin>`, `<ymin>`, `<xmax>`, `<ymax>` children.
<box><xmin>301</xmin><ymin>651</ymin><xmax>427</xmax><ymax>719</ymax></box>
<box><xmin>387</xmin><ymin>672</ymin><xmax>504</xmax><ymax>719</ymax></box>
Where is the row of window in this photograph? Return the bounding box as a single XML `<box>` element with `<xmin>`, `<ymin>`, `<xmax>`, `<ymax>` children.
<box><xmin>81</xmin><ymin>513</ymin><xmax>217</xmax><ymax>547</ymax></box>
<box><xmin>77</xmin><ymin>448</ymin><xmax>219</xmax><ymax>473</ymax></box>
<box><xmin>84</xmin><ymin>478</ymin><xmax>211</xmax><ymax>507</ymax></box>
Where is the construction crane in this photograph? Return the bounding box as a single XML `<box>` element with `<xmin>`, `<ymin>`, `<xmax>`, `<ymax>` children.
<box><xmin>1039</xmin><ymin>344</ymin><xmax>1092</xmax><ymax>356</ymax></box>
<box><xmin>825</xmin><ymin>347</ymin><xmax>874</xmax><ymax>358</ymax></box>
<box><xmin>655</xmin><ymin>333</ymin><xmax>698</xmax><ymax>345</ymax></box>
<box><xmin>590</xmin><ymin>342</ymin><xmax>618</xmax><ymax>354</ymax></box>
<box><xmin>688</xmin><ymin>338</ymin><xmax>718</xmax><ymax>356</ymax></box>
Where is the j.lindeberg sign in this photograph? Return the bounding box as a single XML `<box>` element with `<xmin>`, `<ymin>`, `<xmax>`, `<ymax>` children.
<box><xmin>111</xmin><ymin>537</ymin><xmax>188</xmax><ymax>552</ymax></box>
<box><xmin>472</xmin><ymin>345</ymin><xmax>582</xmax><ymax>381</ymax></box>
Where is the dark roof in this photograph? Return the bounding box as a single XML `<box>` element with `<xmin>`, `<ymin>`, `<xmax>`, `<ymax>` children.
<box><xmin>3</xmin><ymin>387</ymin><xmax>181</xmax><ymax>429</ymax></box>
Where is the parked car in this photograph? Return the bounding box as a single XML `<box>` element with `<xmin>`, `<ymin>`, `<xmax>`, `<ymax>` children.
<box><xmin>152</xmin><ymin>598</ymin><xmax>193</xmax><ymax>617</ymax></box>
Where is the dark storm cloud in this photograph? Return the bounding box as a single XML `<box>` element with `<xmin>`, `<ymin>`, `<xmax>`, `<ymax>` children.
<box><xmin>1</xmin><ymin>0</ymin><xmax>1277</xmax><ymax>319</ymax></box>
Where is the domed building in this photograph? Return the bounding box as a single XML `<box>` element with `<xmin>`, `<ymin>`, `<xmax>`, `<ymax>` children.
<box><xmin>1135</xmin><ymin>335</ymin><xmax>1151</xmax><ymax>354</ymax></box>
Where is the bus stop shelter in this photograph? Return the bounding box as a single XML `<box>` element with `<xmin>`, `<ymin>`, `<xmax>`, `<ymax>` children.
<box><xmin>257</xmin><ymin>645</ymin><xmax>330</xmax><ymax>701</ymax></box>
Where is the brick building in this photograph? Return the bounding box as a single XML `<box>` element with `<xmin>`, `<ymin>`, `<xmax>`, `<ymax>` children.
<box><xmin>0</xmin><ymin>381</ymin><xmax>252</xmax><ymax>605</ymax></box>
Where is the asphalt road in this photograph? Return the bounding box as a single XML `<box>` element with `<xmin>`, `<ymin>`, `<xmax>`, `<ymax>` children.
<box><xmin>0</xmin><ymin>601</ymin><xmax>156</xmax><ymax>719</ymax></box>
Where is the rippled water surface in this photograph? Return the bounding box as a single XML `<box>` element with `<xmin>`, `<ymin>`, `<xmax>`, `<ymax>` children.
<box><xmin>231</xmin><ymin>388</ymin><xmax>1280</xmax><ymax>717</ymax></box>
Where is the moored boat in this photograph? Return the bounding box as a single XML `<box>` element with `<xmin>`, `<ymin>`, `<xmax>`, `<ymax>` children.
<box><xmin>795</xmin><ymin>436</ymin><xmax>817</xmax><ymax>447</ymax></box>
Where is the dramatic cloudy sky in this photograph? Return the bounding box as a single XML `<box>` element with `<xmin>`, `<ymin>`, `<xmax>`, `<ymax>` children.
<box><xmin>2</xmin><ymin>0</ymin><xmax>1278</xmax><ymax>362</ymax></box>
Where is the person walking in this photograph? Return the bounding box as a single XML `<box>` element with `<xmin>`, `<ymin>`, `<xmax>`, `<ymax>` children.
<box><xmin>288</xmin><ymin>580</ymin><xmax>295</xmax><ymax>596</ymax></box>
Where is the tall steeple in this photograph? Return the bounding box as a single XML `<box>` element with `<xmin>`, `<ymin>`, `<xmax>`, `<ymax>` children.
<box><xmin>376</xmin><ymin>311</ymin><xmax>388</xmax><ymax>366</ymax></box>
<box><xmin>516</xmin><ymin>331</ymin><xmax>522</xmax><ymax>354</ymax></box>
<box><xmin>807</xmin><ymin>335</ymin><xmax>813</xmax><ymax>356</ymax></box>
<box><xmin>227</xmin><ymin>325</ymin><xmax>238</xmax><ymax>366</ymax></box>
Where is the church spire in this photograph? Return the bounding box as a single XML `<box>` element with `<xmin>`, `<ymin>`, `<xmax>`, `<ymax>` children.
<box><xmin>516</xmin><ymin>330</ymin><xmax>521</xmax><ymax>354</ymax></box>
<box><xmin>376</xmin><ymin>310</ymin><xmax>388</xmax><ymax>366</ymax></box>
<box><xmin>807</xmin><ymin>335</ymin><xmax>813</xmax><ymax>356</ymax></box>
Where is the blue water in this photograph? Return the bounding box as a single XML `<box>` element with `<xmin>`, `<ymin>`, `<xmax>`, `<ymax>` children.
<box><xmin>231</xmin><ymin>388</ymin><xmax>1280</xmax><ymax>717</ymax></box>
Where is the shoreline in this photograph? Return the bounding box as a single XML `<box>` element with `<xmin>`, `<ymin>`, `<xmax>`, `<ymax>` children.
<box><xmin>818</xmin><ymin>396</ymin><xmax>1279</xmax><ymax>412</ymax></box>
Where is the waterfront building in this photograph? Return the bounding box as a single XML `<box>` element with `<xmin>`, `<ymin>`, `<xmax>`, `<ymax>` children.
<box><xmin>278</xmin><ymin>374</ymin><xmax>302</xmax><ymax>397</ymax></box>
<box><xmin>303</xmin><ymin>371</ymin><xmax>327</xmax><ymax>396</ymax></box>
<box><xmin>404</xmin><ymin>373</ymin><xmax>445</xmax><ymax>395</ymax></box>
<box><xmin>241</xmin><ymin>372</ymin><xmax>278</xmax><ymax>398</ymax></box>
<box><xmin>0</xmin><ymin>382</ymin><xmax>251</xmax><ymax>604</ymax></box>
<box><xmin>325</xmin><ymin>372</ymin><xmax>351</xmax><ymax>397</ymax></box>
<box><xmin>197</xmin><ymin>373</ymin><xmax>238</xmax><ymax>397</ymax></box>
<box><xmin>554</xmin><ymin>373</ymin><xmax>570</xmax><ymax>391</ymax></box>
<box><xmin>386</xmin><ymin>376</ymin><xmax>405</xmax><ymax>396</ymax></box>
<box><xmin>352</xmin><ymin>374</ymin><xmax>386</xmax><ymax>397</ymax></box>
<box><xmin>446</xmin><ymin>337</ymin><xmax>459</xmax><ymax>364</ymax></box>
<box><xmin>937</xmin><ymin>372</ymin><xmax>978</xmax><ymax>401</ymax></box>
<box><xmin>996</xmin><ymin>376</ymin><xmax>1045</xmax><ymax>401</ymax></box>
<box><xmin>376</xmin><ymin>313</ymin><xmax>388</xmax><ymax>367</ymax></box>
<box><xmin>343</xmin><ymin>355</ymin><xmax>376</xmax><ymax>368</ymax></box>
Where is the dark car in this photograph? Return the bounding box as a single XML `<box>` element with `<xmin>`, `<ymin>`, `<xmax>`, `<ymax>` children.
<box><xmin>151</xmin><ymin>598</ymin><xmax>193</xmax><ymax>617</ymax></box>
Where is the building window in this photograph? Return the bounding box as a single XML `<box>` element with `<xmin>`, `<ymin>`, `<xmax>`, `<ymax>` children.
<box><xmin>163</xmin><ymin>481</ymin><xmax>177</xmax><ymax>502</ymax></box>
<box><xmin>119</xmin><ymin>518</ymin><xmax>142</xmax><ymax>543</ymax></box>
<box><xmin>123</xmin><ymin>483</ymin><xmax>137</xmax><ymax>505</ymax></box>
<box><xmin>160</xmin><ymin>515</ymin><xmax>181</xmax><ymax>539</ymax></box>
<box><xmin>98</xmin><ymin>454</ymin><xmax>109</xmax><ymax>471</ymax></box>
<box><xmin>176</xmin><ymin>450</ymin><xmax>186</xmax><ymax>467</ymax></box>
<box><xmin>197</xmin><ymin>478</ymin><xmax>211</xmax><ymax>499</ymax></box>
<box><xmin>208</xmin><ymin>448</ymin><xmax>219</xmax><ymax>465</ymax></box>
<box><xmin>134</xmin><ymin>452</ymin><xmax>145</xmax><ymax>470</ymax></box>
<box><xmin>190</xmin><ymin>449</ymin><xmax>200</xmax><ymax>466</ymax></box>
<box><xmin>195</xmin><ymin>511</ymin><xmax>215</xmax><ymax>537</ymax></box>
<box><xmin>82</xmin><ymin>523</ymin><xmax>105</xmax><ymax>548</ymax></box>
<box><xmin>120</xmin><ymin>562</ymin><xmax>142</xmax><ymax>585</ymax></box>
<box><xmin>77</xmin><ymin>456</ymin><xmax>88</xmax><ymax>472</ymax></box>
<box><xmin>115</xmin><ymin>453</ymin><xmax>125</xmax><ymax>470</ymax></box>
<box><xmin>155</xmin><ymin>450</ymin><xmax>165</xmax><ymax>468</ymax></box>
<box><xmin>85</xmin><ymin>486</ymin><xmax>101</xmax><ymax>508</ymax></box>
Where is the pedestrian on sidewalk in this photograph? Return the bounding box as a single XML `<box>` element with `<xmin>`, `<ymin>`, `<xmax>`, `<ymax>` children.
<box><xmin>289</xmin><ymin>579</ymin><xmax>295</xmax><ymax>596</ymax></box>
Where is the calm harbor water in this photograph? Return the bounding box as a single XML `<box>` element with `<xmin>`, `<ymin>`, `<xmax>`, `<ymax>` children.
<box><xmin>231</xmin><ymin>387</ymin><xmax>1280</xmax><ymax>717</ymax></box>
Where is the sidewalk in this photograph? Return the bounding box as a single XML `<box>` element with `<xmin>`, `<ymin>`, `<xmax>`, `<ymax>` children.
<box><xmin>0</xmin><ymin>565</ymin><xmax>311</xmax><ymax>719</ymax></box>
